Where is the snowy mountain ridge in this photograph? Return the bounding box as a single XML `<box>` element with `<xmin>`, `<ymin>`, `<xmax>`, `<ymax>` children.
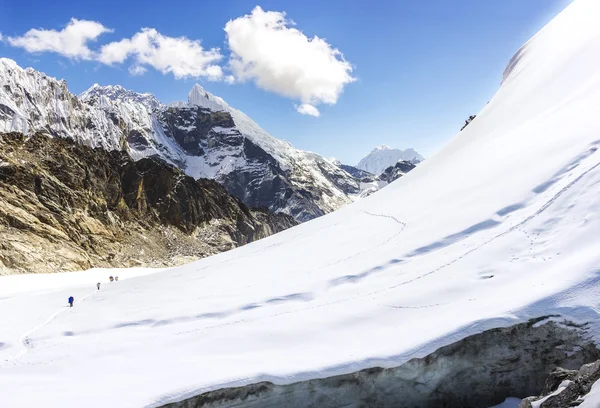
<box><xmin>0</xmin><ymin>61</ymin><xmax>358</xmax><ymax>221</ymax></box>
<box><xmin>356</xmin><ymin>144</ymin><xmax>424</xmax><ymax>174</ymax></box>
<box><xmin>80</xmin><ymin>83</ymin><xmax>162</xmax><ymax>111</ymax></box>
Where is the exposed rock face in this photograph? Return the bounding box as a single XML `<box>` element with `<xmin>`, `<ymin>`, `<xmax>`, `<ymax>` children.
<box><xmin>519</xmin><ymin>360</ymin><xmax>600</xmax><ymax>407</ymax></box>
<box><xmin>0</xmin><ymin>132</ymin><xmax>296</xmax><ymax>274</ymax></box>
<box><xmin>161</xmin><ymin>317</ymin><xmax>600</xmax><ymax>408</ymax></box>
<box><xmin>338</xmin><ymin>164</ymin><xmax>375</xmax><ymax>181</ymax></box>
<box><xmin>378</xmin><ymin>160</ymin><xmax>417</xmax><ymax>184</ymax></box>
<box><xmin>0</xmin><ymin>58</ymin><xmax>358</xmax><ymax>222</ymax></box>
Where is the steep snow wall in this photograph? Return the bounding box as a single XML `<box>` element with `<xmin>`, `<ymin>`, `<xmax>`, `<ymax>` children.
<box><xmin>163</xmin><ymin>318</ymin><xmax>600</xmax><ymax>408</ymax></box>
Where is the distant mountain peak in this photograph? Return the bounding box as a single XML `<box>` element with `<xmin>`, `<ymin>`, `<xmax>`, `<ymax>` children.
<box><xmin>357</xmin><ymin>145</ymin><xmax>424</xmax><ymax>174</ymax></box>
<box><xmin>374</xmin><ymin>144</ymin><xmax>392</xmax><ymax>151</ymax></box>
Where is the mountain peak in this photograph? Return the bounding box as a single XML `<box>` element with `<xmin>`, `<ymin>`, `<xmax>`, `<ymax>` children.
<box><xmin>0</xmin><ymin>58</ymin><xmax>20</xmax><ymax>69</ymax></box>
<box><xmin>80</xmin><ymin>84</ymin><xmax>161</xmax><ymax>111</ymax></box>
<box><xmin>188</xmin><ymin>83</ymin><xmax>227</xmax><ymax>112</ymax></box>
<box><xmin>357</xmin><ymin>145</ymin><xmax>424</xmax><ymax>174</ymax></box>
<box><xmin>374</xmin><ymin>144</ymin><xmax>392</xmax><ymax>151</ymax></box>
<box><xmin>190</xmin><ymin>83</ymin><xmax>206</xmax><ymax>93</ymax></box>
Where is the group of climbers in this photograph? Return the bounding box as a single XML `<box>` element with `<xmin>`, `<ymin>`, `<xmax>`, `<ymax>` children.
<box><xmin>67</xmin><ymin>275</ymin><xmax>119</xmax><ymax>307</ymax></box>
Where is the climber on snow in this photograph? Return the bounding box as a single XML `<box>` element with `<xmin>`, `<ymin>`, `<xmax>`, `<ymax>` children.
<box><xmin>68</xmin><ymin>296</ymin><xmax>74</xmax><ymax>307</ymax></box>
<box><xmin>97</xmin><ymin>282</ymin><xmax>101</xmax><ymax>290</ymax></box>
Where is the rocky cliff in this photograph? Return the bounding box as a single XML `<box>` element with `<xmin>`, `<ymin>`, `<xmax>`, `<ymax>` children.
<box><xmin>0</xmin><ymin>132</ymin><xmax>296</xmax><ymax>274</ymax></box>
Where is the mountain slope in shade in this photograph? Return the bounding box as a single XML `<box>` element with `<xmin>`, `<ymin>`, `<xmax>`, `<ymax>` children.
<box><xmin>0</xmin><ymin>65</ymin><xmax>357</xmax><ymax>221</ymax></box>
<box><xmin>356</xmin><ymin>145</ymin><xmax>424</xmax><ymax>174</ymax></box>
<box><xmin>2</xmin><ymin>1</ymin><xmax>600</xmax><ymax>406</ymax></box>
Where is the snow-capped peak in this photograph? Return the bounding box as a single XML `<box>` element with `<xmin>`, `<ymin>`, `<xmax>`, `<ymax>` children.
<box><xmin>357</xmin><ymin>145</ymin><xmax>424</xmax><ymax>174</ymax></box>
<box><xmin>187</xmin><ymin>83</ymin><xmax>228</xmax><ymax>112</ymax></box>
<box><xmin>374</xmin><ymin>144</ymin><xmax>392</xmax><ymax>151</ymax></box>
<box><xmin>80</xmin><ymin>84</ymin><xmax>162</xmax><ymax>111</ymax></box>
<box><xmin>0</xmin><ymin>57</ymin><xmax>20</xmax><ymax>70</ymax></box>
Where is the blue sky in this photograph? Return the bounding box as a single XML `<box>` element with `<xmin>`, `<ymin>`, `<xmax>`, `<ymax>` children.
<box><xmin>0</xmin><ymin>0</ymin><xmax>571</xmax><ymax>164</ymax></box>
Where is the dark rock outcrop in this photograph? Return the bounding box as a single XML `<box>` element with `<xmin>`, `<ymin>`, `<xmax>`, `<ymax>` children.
<box><xmin>338</xmin><ymin>164</ymin><xmax>375</xmax><ymax>181</ymax></box>
<box><xmin>0</xmin><ymin>132</ymin><xmax>296</xmax><ymax>274</ymax></box>
<box><xmin>519</xmin><ymin>360</ymin><xmax>600</xmax><ymax>407</ymax></box>
<box><xmin>378</xmin><ymin>160</ymin><xmax>416</xmax><ymax>184</ymax></box>
<box><xmin>160</xmin><ymin>317</ymin><xmax>600</xmax><ymax>408</ymax></box>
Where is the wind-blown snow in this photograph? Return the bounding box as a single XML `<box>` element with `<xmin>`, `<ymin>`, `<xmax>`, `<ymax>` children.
<box><xmin>2</xmin><ymin>1</ymin><xmax>600</xmax><ymax>407</ymax></box>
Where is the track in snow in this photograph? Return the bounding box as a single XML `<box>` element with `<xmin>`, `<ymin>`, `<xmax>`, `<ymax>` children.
<box><xmin>3</xmin><ymin>289</ymin><xmax>98</xmax><ymax>366</ymax></box>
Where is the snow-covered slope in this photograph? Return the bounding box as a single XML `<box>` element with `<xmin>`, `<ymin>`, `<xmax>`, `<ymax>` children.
<box><xmin>356</xmin><ymin>145</ymin><xmax>423</xmax><ymax>174</ymax></box>
<box><xmin>0</xmin><ymin>59</ymin><xmax>123</xmax><ymax>151</ymax></box>
<box><xmin>2</xmin><ymin>1</ymin><xmax>600</xmax><ymax>406</ymax></box>
<box><xmin>0</xmin><ymin>66</ymin><xmax>356</xmax><ymax>220</ymax></box>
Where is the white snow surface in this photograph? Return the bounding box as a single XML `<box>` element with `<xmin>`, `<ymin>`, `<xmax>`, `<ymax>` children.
<box><xmin>580</xmin><ymin>377</ymin><xmax>600</xmax><ymax>407</ymax></box>
<box><xmin>356</xmin><ymin>145</ymin><xmax>424</xmax><ymax>174</ymax></box>
<box><xmin>3</xmin><ymin>1</ymin><xmax>600</xmax><ymax>407</ymax></box>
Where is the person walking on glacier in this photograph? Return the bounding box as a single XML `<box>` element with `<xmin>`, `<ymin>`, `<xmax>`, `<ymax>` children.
<box><xmin>68</xmin><ymin>296</ymin><xmax>74</xmax><ymax>307</ymax></box>
<box><xmin>97</xmin><ymin>282</ymin><xmax>101</xmax><ymax>290</ymax></box>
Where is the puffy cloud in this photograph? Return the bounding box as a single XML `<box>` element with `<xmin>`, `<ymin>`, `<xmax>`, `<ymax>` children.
<box><xmin>98</xmin><ymin>28</ymin><xmax>223</xmax><ymax>80</ymax></box>
<box><xmin>128</xmin><ymin>65</ymin><xmax>147</xmax><ymax>76</ymax></box>
<box><xmin>296</xmin><ymin>103</ymin><xmax>320</xmax><ymax>117</ymax></box>
<box><xmin>225</xmin><ymin>6</ymin><xmax>355</xmax><ymax>113</ymax></box>
<box><xmin>7</xmin><ymin>18</ymin><xmax>111</xmax><ymax>60</ymax></box>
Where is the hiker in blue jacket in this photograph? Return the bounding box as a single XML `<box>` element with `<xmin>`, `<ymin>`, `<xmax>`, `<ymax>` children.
<box><xmin>68</xmin><ymin>296</ymin><xmax>74</xmax><ymax>307</ymax></box>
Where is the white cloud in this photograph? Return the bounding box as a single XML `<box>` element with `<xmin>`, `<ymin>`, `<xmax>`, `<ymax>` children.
<box><xmin>128</xmin><ymin>65</ymin><xmax>147</xmax><ymax>76</ymax></box>
<box><xmin>7</xmin><ymin>18</ymin><xmax>111</xmax><ymax>60</ymax></box>
<box><xmin>98</xmin><ymin>28</ymin><xmax>223</xmax><ymax>80</ymax></box>
<box><xmin>225</xmin><ymin>6</ymin><xmax>355</xmax><ymax>113</ymax></box>
<box><xmin>296</xmin><ymin>103</ymin><xmax>320</xmax><ymax>117</ymax></box>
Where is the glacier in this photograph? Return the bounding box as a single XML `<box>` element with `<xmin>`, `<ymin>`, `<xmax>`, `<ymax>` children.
<box><xmin>2</xmin><ymin>0</ymin><xmax>600</xmax><ymax>407</ymax></box>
